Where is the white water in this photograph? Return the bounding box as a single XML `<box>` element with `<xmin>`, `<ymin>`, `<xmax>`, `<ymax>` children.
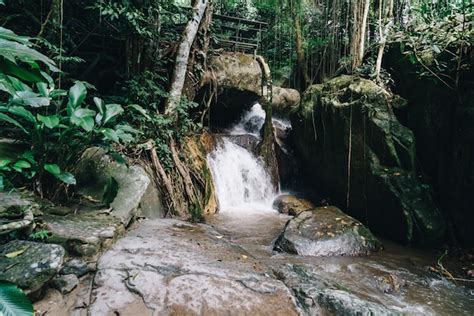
<box><xmin>207</xmin><ymin>103</ymin><xmax>278</xmax><ymax>214</ymax></box>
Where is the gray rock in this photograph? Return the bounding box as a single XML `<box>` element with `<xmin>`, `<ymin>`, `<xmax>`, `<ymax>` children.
<box><xmin>271</xmin><ymin>86</ymin><xmax>300</xmax><ymax>115</ymax></box>
<box><xmin>76</xmin><ymin>148</ymin><xmax>158</xmax><ymax>226</ymax></box>
<box><xmin>276</xmin><ymin>206</ymin><xmax>381</xmax><ymax>256</ymax></box>
<box><xmin>274</xmin><ymin>264</ymin><xmax>400</xmax><ymax>315</ymax></box>
<box><xmin>0</xmin><ymin>240</ymin><xmax>64</xmax><ymax>293</ymax></box>
<box><xmin>88</xmin><ymin>219</ymin><xmax>301</xmax><ymax>315</ymax></box>
<box><xmin>202</xmin><ymin>52</ymin><xmax>300</xmax><ymax>127</ymax></box>
<box><xmin>273</xmin><ymin>195</ymin><xmax>314</xmax><ymax>216</ymax></box>
<box><xmin>60</xmin><ymin>259</ymin><xmax>93</xmax><ymax>277</ymax></box>
<box><xmin>52</xmin><ymin>274</ymin><xmax>78</xmax><ymax>294</ymax></box>
<box><xmin>291</xmin><ymin>75</ymin><xmax>445</xmax><ymax>245</ymax></box>
<box><xmin>44</xmin><ymin>212</ymin><xmax>124</xmax><ymax>257</ymax></box>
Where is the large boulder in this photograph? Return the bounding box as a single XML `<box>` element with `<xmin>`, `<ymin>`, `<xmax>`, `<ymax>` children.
<box><xmin>291</xmin><ymin>75</ymin><xmax>445</xmax><ymax>245</ymax></box>
<box><xmin>271</xmin><ymin>86</ymin><xmax>301</xmax><ymax>115</ymax></box>
<box><xmin>76</xmin><ymin>147</ymin><xmax>164</xmax><ymax>224</ymax></box>
<box><xmin>275</xmin><ymin>206</ymin><xmax>381</xmax><ymax>256</ymax></box>
<box><xmin>0</xmin><ymin>240</ymin><xmax>65</xmax><ymax>293</ymax></box>
<box><xmin>385</xmin><ymin>47</ymin><xmax>474</xmax><ymax>246</ymax></box>
<box><xmin>203</xmin><ymin>52</ymin><xmax>300</xmax><ymax>127</ymax></box>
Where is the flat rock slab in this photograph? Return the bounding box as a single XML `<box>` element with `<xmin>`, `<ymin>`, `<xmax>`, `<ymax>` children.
<box><xmin>88</xmin><ymin>219</ymin><xmax>300</xmax><ymax>316</ymax></box>
<box><xmin>44</xmin><ymin>212</ymin><xmax>125</xmax><ymax>257</ymax></box>
<box><xmin>276</xmin><ymin>206</ymin><xmax>381</xmax><ymax>256</ymax></box>
<box><xmin>0</xmin><ymin>240</ymin><xmax>64</xmax><ymax>293</ymax></box>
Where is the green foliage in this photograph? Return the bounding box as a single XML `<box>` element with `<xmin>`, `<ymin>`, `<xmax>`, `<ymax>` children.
<box><xmin>0</xmin><ymin>27</ymin><xmax>137</xmax><ymax>198</ymax></box>
<box><xmin>28</xmin><ymin>229</ymin><xmax>50</xmax><ymax>241</ymax></box>
<box><xmin>0</xmin><ymin>281</ymin><xmax>34</xmax><ymax>316</ymax></box>
<box><xmin>391</xmin><ymin>1</ymin><xmax>473</xmax><ymax>90</ymax></box>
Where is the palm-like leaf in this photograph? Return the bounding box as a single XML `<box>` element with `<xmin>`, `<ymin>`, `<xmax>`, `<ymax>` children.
<box><xmin>0</xmin><ymin>281</ymin><xmax>34</xmax><ymax>316</ymax></box>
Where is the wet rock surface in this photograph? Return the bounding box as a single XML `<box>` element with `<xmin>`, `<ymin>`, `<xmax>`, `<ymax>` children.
<box><xmin>291</xmin><ymin>75</ymin><xmax>446</xmax><ymax>245</ymax></box>
<box><xmin>88</xmin><ymin>219</ymin><xmax>300</xmax><ymax>315</ymax></box>
<box><xmin>0</xmin><ymin>240</ymin><xmax>65</xmax><ymax>293</ymax></box>
<box><xmin>273</xmin><ymin>194</ymin><xmax>314</xmax><ymax>216</ymax></box>
<box><xmin>44</xmin><ymin>212</ymin><xmax>125</xmax><ymax>257</ymax></box>
<box><xmin>276</xmin><ymin>206</ymin><xmax>381</xmax><ymax>256</ymax></box>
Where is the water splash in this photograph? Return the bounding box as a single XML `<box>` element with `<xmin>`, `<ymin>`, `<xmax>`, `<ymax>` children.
<box><xmin>208</xmin><ymin>139</ymin><xmax>277</xmax><ymax>213</ymax></box>
<box><xmin>229</xmin><ymin>103</ymin><xmax>266</xmax><ymax>138</ymax></box>
<box><xmin>208</xmin><ymin>103</ymin><xmax>278</xmax><ymax>213</ymax></box>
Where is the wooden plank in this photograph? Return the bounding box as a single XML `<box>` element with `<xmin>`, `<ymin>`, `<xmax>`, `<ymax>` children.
<box><xmin>213</xmin><ymin>14</ymin><xmax>268</xmax><ymax>27</ymax></box>
<box><xmin>215</xmin><ymin>39</ymin><xmax>258</xmax><ymax>49</ymax></box>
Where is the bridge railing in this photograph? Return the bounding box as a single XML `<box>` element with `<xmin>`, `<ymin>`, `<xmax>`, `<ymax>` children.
<box><xmin>211</xmin><ymin>14</ymin><xmax>267</xmax><ymax>55</ymax></box>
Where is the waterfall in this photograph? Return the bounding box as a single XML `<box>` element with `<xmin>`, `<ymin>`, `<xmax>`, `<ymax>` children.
<box><xmin>207</xmin><ymin>103</ymin><xmax>278</xmax><ymax>213</ymax></box>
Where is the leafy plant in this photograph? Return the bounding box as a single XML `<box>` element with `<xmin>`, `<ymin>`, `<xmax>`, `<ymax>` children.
<box><xmin>0</xmin><ymin>281</ymin><xmax>34</xmax><ymax>316</ymax></box>
<box><xmin>28</xmin><ymin>229</ymin><xmax>50</xmax><ymax>241</ymax></box>
<box><xmin>0</xmin><ymin>27</ymin><xmax>137</xmax><ymax>198</ymax></box>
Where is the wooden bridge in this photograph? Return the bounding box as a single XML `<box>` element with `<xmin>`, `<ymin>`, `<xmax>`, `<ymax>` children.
<box><xmin>212</xmin><ymin>14</ymin><xmax>267</xmax><ymax>55</ymax></box>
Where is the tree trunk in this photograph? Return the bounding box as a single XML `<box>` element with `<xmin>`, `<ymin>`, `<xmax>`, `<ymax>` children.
<box><xmin>358</xmin><ymin>0</ymin><xmax>371</xmax><ymax>63</ymax></box>
<box><xmin>375</xmin><ymin>0</ymin><xmax>394</xmax><ymax>82</ymax></box>
<box><xmin>292</xmin><ymin>2</ymin><xmax>309</xmax><ymax>91</ymax></box>
<box><xmin>165</xmin><ymin>0</ymin><xmax>209</xmax><ymax>118</ymax></box>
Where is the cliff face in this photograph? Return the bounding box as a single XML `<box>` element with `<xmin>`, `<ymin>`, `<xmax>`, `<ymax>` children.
<box><xmin>291</xmin><ymin>75</ymin><xmax>445</xmax><ymax>245</ymax></box>
<box><xmin>385</xmin><ymin>48</ymin><xmax>474</xmax><ymax>246</ymax></box>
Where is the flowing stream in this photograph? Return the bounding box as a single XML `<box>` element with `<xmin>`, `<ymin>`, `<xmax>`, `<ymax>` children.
<box><xmin>206</xmin><ymin>103</ymin><xmax>474</xmax><ymax>315</ymax></box>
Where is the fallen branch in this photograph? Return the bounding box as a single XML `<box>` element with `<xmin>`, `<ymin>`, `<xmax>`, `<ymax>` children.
<box><xmin>0</xmin><ymin>205</ymin><xmax>35</xmax><ymax>235</ymax></box>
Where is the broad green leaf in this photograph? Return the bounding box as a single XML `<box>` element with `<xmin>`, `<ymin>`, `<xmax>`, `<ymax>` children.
<box><xmin>0</xmin><ymin>74</ymin><xmax>15</xmax><ymax>95</ymax></box>
<box><xmin>36</xmin><ymin>82</ymin><xmax>49</xmax><ymax>97</ymax></box>
<box><xmin>44</xmin><ymin>163</ymin><xmax>60</xmax><ymax>176</ymax></box>
<box><xmin>21</xmin><ymin>151</ymin><xmax>35</xmax><ymax>164</ymax></box>
<box><xmin>0</xmin><ymin>58</ymin><xmax>44</xmax><ymax>83</ymax></box>
<box><xmin>0</xmin><ymin>159</ymin><xmax>11</xmax><ymax>168</ymax></box>
<box><xmin>37</xmin><ymin>114</ymin><xmax>59</xmax><ymax>129</ymax></box>
<box><xmin>0</xmin><ymin>175</ymin><xmax>4</xmax><ymax>191</ymax></box>
<box><xmin>0</xmin><ymin>113</ymin><xmax>27</xmax><ymax>132</ymax></box>
<box><xmin>0</xmin><ymin>27</ymin><xmax>30</xmax><ymax>44</ymax></box>
<box><xmin>103</xmin><ymin>104</ymin><xmax>123</xmax><ymax>125</ymax></box>
<box><xmin>115</xmin><ymin>130</ymin><xmax>134</xmax><ymax>143</ymax></box>
<box><xmin>101</xmin><ymin>128</ymin><xmax>119</xmax><ymax>142</ymax></box>
<box><xmin>7</xmin><ymin>106</ymin><xmax>36</xmax><ymax>123</ymax></box>
<box><xmin>115</xmin><ymin>124</ymin><xmax>139</xmax><ymax>134</ymax></box>
<box><xmin>12</xmin><ymin>160</ymin><xmax>31</xmax><ymax>172</ymax></box>
<box><xmin>70</xmin><ymin>108</ymin><xmax>95</xmax><ymax>131</ymax></box>
<box><xmin>0</xmin><ymin>38</ymin><xmax>59</xmax><ymax>72</ymax></box>
<box><xmin>8</xmin><ymin>76</ymin><xmax>31</xmax><ymax>92</ymax></box>
<box><xmin>0</xmin><ymin>281</ymin><xmax>34</xmax><ymax>316</ymax></box>
<box><xmin>67</xmin><ymin>81</ymin><xmax>87</xmax><ymax>110</ymax></box>
<box><xmin>93</xmin><ymin>97</ymin><xmax>105</xmax><ymax>115</ymax></box>
<box><xmin>12</xmin><ymin>91</ymin><xmax>50</xmax><ymax>107</ymax></box>
<box><xmin>57</xmin><ymin>172</ymin><xmax>76</xmax><ymax>185</ymax></box>
<box><xmin>128</xmin><ymin>104</ymin><xmax>151</xmax><ymax>120</ymax></box>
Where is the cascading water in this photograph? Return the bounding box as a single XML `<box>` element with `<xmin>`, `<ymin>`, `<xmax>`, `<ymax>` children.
<box><xmin>207</xmin><ymin>103</ymin><xmax>278</xmax><ymax>213</ymax></box>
